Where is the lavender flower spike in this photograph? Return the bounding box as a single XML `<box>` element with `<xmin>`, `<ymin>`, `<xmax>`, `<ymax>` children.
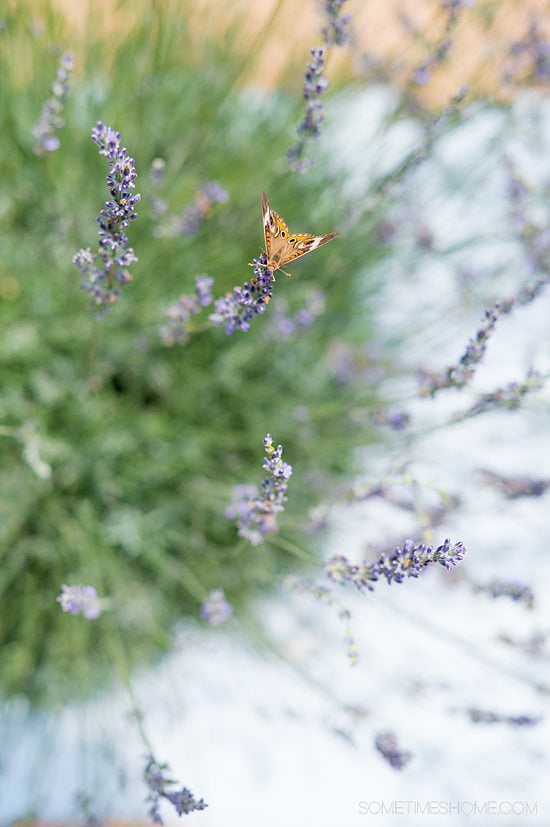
<box><xmin>322</xmin><ymin>0</ymin><xmax>352</xmax><ymax>46</ymax></box>
<box><xmin>160</xmin><ymin>275</ymin><xmax>214</xmax><ymax>346</ymax></box>
<box><xmin>375</xmin><ymin>732</ymin><xmax>413</xmax><ymax>770</ymax></box>
<box><xmin>200</xmin><ymin>589</ymin><xmax>233</xmax><ymax>626</ymax></box>
<box><xmin>144</xmin><ymin>755</ymin><xmax>207</xmax><ymax>824</ymax></box>
<box><xmin>325</xmin><ymin>538</ymin><xmax>466</xmax><ymax>592</ymax></box>
<box><xmin>210</xmin><ymin>254</ymin><xmax>273</xmax><ymax>335</ymax></box>
<box><xmin>170</xmin><ymin>181</ymin><xmax>229</xmax><ymax>236</ymax></box>
<box><xmin>288</xmin><ymin>48</ymin><xmax>328</xmax><ymax>173</ymax></box>
<box><xmin>226</xmin><ymin>434</ymin><xmax>292</xmax><ymax>545</ymax></box>
<box><xmin>32</xmin><ymin>53</ymin><xmax>73</xmax><ymax>155</ymax></box>
<box><xmin>474</xmin><ymin>578</ymin><xmax>535</xmax><ymax>609</ymax></box>
<box><xmin>419</xmin><ymin>303</ymin><xmax>500</xmax><ymax>396</ymax></box>
<box><xmin>73</xmin><ymin>122</ymin><xmax>140</xmax><ymax>312</ymax></box>
<box><xmin>466</xmin><ymin>708</ymin><xmax>541</xmax><ymax>727</ymax></box>
<box><xmin>57</xmin><ymin>584</ymin><xmax>102</xmax><ymax>619</ymax></box>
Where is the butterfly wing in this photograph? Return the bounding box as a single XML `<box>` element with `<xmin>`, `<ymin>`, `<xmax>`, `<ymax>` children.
<box><xmin>262</xmin><ymin>192</ymin><xmax>289</xmax><ymax>270</ymax></box>
<box><xmin>262</xmin><ymin>192</ymin><xmax>338</xmax><ymax>273</ymax></box>
<box><xmin>281</xmin><ymin>231</ymin><xmax>339</xmax><ymax>267</ymax></box>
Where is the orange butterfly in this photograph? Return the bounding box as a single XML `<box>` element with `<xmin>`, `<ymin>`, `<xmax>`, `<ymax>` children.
<box><xmin>261</xmin><ymin>192</ymin><xmax>337</xmax><ymax>275</ymax></box>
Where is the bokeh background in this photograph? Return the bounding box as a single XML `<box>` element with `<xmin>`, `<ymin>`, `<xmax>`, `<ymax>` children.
<box><xmin>1</xmin><ymin>0</ymin><xmax>549</xmax><ymax>824</ymax></box>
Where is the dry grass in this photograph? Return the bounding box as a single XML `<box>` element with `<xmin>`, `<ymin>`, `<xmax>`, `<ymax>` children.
<box><xmin>37</xmin><ymin>0</ymin><xmax>550</xmax><ymax>105</ymax></box>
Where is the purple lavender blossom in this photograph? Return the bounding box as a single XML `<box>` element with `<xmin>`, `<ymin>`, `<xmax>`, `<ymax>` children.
<box><xmin>322</xmin><ymin>0</ymin><xmax>352</xmax><ymax>46</ymax></box>
<box><xmin>171</xmin><ymin>181</ymin><xmax>229</xmax><ymax>236</ymax></box>
<box><xmin>373</xmin><ymin>408</ymin><xmax>411</xmax><ymax>431</ymax></box>
<box><xmin>413</xmin><ymin>65</ymin><xmax>432</xmax><ymax>86</ymax></box>
<box><xmin>32</xmin><ymin>53</ymin><xmax>73</xmax><ymax>155</ymax></box>
<box><xmin>160</xmin><ymin>275</ymin><xmax>214</xmax><ymax>345</ymax></box>
<box><xmin>475</xmin><ymin>578</ymin><xmax>535</xmax><ymax>610</ymax></box>
<box><xmin>57</xmin><ymin>584</ymin><xmax>102</xmax><ymax>619</ymax></box>
<box><xmin>225</xmin><ymin>435</ymin><xmax>292</xmax><ymax>545</ymax></box>
<box><xmin>375</xmin><ymin>732</ymin><xmax>413</xmax><ymax>770</ymax></box>
<box><xmin>466</xmin><ymin>708</ymin><xmax>541</xmax><ymax>727</ymax></box>
<box><xmin>325</xmin><ymin>538</ymin><xmax>466</xmax><ymax>592</ymax></box>
<box><xmin>419</xmin><ymin>303</ymin><xmax>501</xmax><ymax>396</ymax></box>
<box><xmin>144</xmin><ymin>755</ymin><xmax>207</xmax><ymax>823</ymax></box>
<box><xmin>73</xmin><ymin>122</ymin><xmax>140</xmax><ymax>311</ymax></box>
<box><xmin>506</xmin><ymin>18</ymin><xmax>550</xmax><ymax>84</ymax></box>
<box><xmin>410</xmin><ymin>1</ymin><xmax>472</xmax><ymax>88</ymax></box>
<box><xmin>209</xmin><ymin>255</ymin><xmax>273</xmax><ymax>335</ymax></box>
<box><xmin>288</xmin><ymin>48</ymin><xmax>328</xmax><ymax>172</ymax></box>
<box><xmin>200</xmin><ymin>589</ymin><xmax>233</xmax><ymax>626</ymax></box>
<box><xmin>504</xmin><ymin>159</ymin><xmax>550</xmax><ymax>289</ymax></box>
<box><xmin>453</xmin><ymin>371</ymin><xmax>544</xmax><ymax>421</ymax></box>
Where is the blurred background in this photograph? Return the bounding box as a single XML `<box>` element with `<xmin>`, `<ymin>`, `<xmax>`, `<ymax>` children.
<box><xmin>1</xmin><ymin>0</ymin><xmax>549</xmax><ymax>824</ymax></box>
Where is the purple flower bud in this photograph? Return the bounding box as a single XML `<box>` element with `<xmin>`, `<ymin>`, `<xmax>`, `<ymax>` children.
<box><xmin>57</xmin><ymin>584</ymin><xmax>102</xmax><ymax>620</ymax></box>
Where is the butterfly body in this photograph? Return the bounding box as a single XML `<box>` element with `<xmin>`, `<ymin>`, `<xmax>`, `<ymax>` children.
<box><xmin>261</xmin><ymin>192</ymin><xmax>337</xmax><ymax>275</ymax></box>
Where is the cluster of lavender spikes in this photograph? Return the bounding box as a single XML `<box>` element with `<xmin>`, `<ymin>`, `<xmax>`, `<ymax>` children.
<box><xmin>32</xmin><ymin>53</ymin><xmax>73</xmax><ymax>155</ymax></box>
<box><xmin>73</xmin><ymin>123</ymin><xmax>140</xmax><ymax>311</ymax></box>
<box><xmin>226</xmin><ymin>434</ymin><xmax>292</xmax><ymax>545</ymax></box>
<box><xmin>57</xmin><ymin>584</ymin><xmax>103</xmax><ymax>620</ymax></box>
<box><xmin>144</xmin><ymin>755</ymin><xmax>207</xmax><ymax>823</ymax></box>
<box><xmin>160</xmin><ymin>274</ymin><xmax>214</xmax><ymax>345</ymax></box>
<box><xmin>325</xmin><ymin>538</ymin><xmax>466</xmax><ymax>591</ymax></box>
<box><xmin>418</xmin><ymin>303</ymin><xmax>501</xmax><ymax>396</ymax></box>
<box><xmin>209</xmin><ymin>255</ymin><xmax>274</xmax><ymax>334</ymax></box>
<box><xmin>200</xmin><ymin>589</ymin><xmax>233</xmax><ymax>626</ymax></box>
<box><xmin>375</xmin><ymin>732</ymin><xmax>413</xmax><ymax>770</ymax></box>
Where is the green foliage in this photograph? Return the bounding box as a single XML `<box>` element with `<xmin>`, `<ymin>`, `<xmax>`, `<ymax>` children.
<box><xmin>0</xmin><ymin>1</ymin><xmax>380</xmax><ymax>703</ymax></box>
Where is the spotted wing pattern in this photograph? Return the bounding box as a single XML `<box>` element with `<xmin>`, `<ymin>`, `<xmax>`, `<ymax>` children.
<box><xmin>262</xmin><ymin>192</ymin><xmax>337</xmax><ymax>274</ymax></box>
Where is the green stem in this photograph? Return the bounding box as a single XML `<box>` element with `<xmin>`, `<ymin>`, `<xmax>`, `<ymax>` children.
<box><xmin>268</xmin><ymin>534</ymin><xmax>319</xmax><ymax>564</ymax></box>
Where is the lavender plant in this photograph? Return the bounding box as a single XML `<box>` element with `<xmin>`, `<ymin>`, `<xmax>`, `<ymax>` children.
<box><xmin>2</xmin><ymin>0</ymin><xmax>550</xmax><ymax>822</ymax></box>
<box><xmin>32</xmin><ymin>53</ymin><xmax>73</xmax><ymax>155</ymax></box>
<box><xmin>325</xmin><ymin>538</ymin><xmax>466</xmax><ymax>592</ymax></box>
<box><xmin>200</xmin><ymin>588</ymin><xmax>233</xmax><ymax>626</ymax></box>
<box><xmin>465</xmin><ymin>709</ymin><xmax>542</xmax><ymax>726</ymax></box>
<box><xmin>418</xmin><ymin>303</ymin><xmax>501</xmax><ymax>395</ymax></box>
<box><xmin>473</xmin><ymin>578</ymin><xmax>535</xmax><ymax>609</ymax></box>
<box><xmin>288</xmin><ymin>0</ymin><xmax>351</xmax><ymax>171</ymax></box>
<box><xmin>73</xmin><ymin>123</ymin><xmax>140</xmax><ymax>311</ymax></box>
<box><xmin>168</xmin><ymin>181</ymin><xmax>229</xmax><ymax>236</ymax></box>
<box><xmin>57</xmin><ymin>584</ymin><xmax>103</xmax><ymax>619</ymax></box>
<box><xmin>375</xmin><ymin>732</ymin><xmax>413</xmax><ymax>770</ymax></box>
<box><xmin>209</xmin><ymin>255</ymin><xmax>274</xmax><ymax>334</ymax></box>
<box><xmin>160</xmin><ymin>275</ymin><xmax>214</xmax><ymax>345</ymax></box>
<box><xmin>144</xmin><ymin>756</ymin><xmax>207</xmax><ymax>823</ymax></box>
<box><xmin>226</xmin><ymin>434</ymin><xmax>293</xmax><ymax>545</ymax></box>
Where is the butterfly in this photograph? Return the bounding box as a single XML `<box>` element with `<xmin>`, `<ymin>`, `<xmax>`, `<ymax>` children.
<box><xmin>261</xmin><ymin>192</ymin><xmax>337</xmax><ymax>275</ymax></box>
